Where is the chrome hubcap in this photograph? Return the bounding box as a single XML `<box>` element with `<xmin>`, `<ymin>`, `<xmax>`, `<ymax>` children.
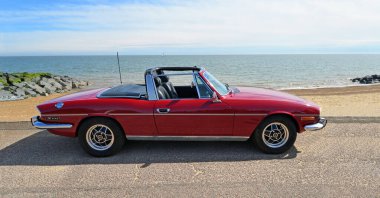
<box><xmin>86</xmin><ymin>124</ymin><xmax>114</xmax><ymax>151</ymax></box>
<box><xmin>262</xmin><ymin>122</ymin><xmax>289</xmax><ymax>148</ymax></box>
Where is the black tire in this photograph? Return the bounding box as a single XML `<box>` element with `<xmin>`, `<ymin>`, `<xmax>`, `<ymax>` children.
<box><xmin>252</xmin><ymin>116</ymin><xmax>297</xmax><ymax>154</ymax></box>
<box><xmin>78</xmin><ymin>117</ymin><xmax>126</xmax><ymax>157</ymax></box>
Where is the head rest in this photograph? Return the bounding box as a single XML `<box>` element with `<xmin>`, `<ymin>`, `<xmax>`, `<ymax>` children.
<box><xmin>160</xmin><ymin>75</ymin><xmax>169</xmax><ymax>83</ymax></box>
<box><xmin>154</xmin><ymin>77</ymin><xmax>162</xmax><ymax>86</ymax></box>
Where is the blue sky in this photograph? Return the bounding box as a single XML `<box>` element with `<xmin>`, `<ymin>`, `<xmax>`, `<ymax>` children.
<box><xmin>1</xmin><ymin>0</ymin><xmax>380</xmax><ymax>55</ymax></box>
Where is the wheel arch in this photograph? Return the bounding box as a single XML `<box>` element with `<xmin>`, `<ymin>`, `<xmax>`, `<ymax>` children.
<box><xmin>75</xmin><ymin>116</ymin><xmax>125</xmax><ymax>137</ymax></box>
<box><xmin>253</xmin><ymin>112</ymin><xmax>301</xmax><ymax>136</ymax></box>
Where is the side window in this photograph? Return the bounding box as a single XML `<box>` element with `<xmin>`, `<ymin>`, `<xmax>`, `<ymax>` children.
<box><xmin>157</xmin><ymin>73</ymin><xmax>199</xmax><ymax>99</ymax></box>
<box><xmin>195</xmin><ymin>75</ymin><xmax>213</xmax><ymax>98</ymax></box>
<box><xmin>166</xmin><ymin>74</ymin><xmax>194</xmax><ymax>86</ymax></box>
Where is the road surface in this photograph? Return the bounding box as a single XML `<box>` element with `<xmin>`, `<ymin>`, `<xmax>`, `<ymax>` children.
<box><xmin>0</xmin><ymin>122</ymin><xmax>379</xmax><ymax>197</ymax></box>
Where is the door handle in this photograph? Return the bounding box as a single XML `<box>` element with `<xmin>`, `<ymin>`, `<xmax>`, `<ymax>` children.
<box><xmin>156</xmin><ymin>108</ymin><xmax>171</xmax><ymax>113</ymax></box>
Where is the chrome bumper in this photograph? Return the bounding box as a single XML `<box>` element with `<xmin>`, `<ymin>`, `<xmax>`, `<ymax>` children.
<box><xmin>304</xmin><ymin>118</ymin><xmax>327</xmax><ymax>131</ymax></box>
<box><xmin>31</xmin><ymin>116</ymin><xmax>73</xmax><ymax>129</ymax></box>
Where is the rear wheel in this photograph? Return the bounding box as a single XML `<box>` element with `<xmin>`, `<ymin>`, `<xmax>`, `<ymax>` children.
<box><xmin>253</xmin><ymin>116</ymin><xmax>297</xmax><ymax>154</ymax></box>
<box><xmin>78</xmin><ymin>118</ymin><xmax>125</xmax><ymax>157</ymax></box>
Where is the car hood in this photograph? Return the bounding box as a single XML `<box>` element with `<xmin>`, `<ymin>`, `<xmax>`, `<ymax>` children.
<box><xmin>229</xmin><ymin>87</ymin><xmax>311</xmax><ymax>104</ymax></box>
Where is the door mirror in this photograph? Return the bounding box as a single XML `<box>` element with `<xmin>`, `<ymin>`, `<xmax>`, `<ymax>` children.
<box><xmin>212</xmin><ymin>91</ymin><xmax>221</xmax><ymax>103</ymax></box>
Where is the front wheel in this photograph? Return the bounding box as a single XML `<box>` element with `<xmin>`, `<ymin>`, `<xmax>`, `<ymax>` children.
<box><xmin>78</xmin><ymin>118</ymin><xmax>126</xmax><ymax>157</ymax></box>
<box><xmin>253</xmin><ymin>116</ymin><xmax>297</xmax><ymax>154</ymax></box>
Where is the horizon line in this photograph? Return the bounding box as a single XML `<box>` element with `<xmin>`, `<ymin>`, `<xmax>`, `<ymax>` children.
<box><xmin>2</xmin><ymin>53</ymin><xmax>380</xmax><ymax>57</ymax></box>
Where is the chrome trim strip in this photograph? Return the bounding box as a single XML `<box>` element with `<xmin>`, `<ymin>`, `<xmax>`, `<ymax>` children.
<box><xmin>156</xmin><ymin>108</ymin><xmax>170</xmax><ymax>114</ymax></box>
<box><xmin>154</xmin><ymin>113</ymin><xmax>235</xmax><ymax>116</ymax></box>
<box><xmin>126</xmin><ymin>135</ymin><xmax>249</xmax><ymax>141</ymax></box>
<box><xmin>235</xmin><ymin>113</ymin><xmax>267</xmax><ymax>116</ymax></box>
<box><xmin>155</xmin><ymin>73</ymin><xmax>196</xmax><ymax>77</ymax></box>
<box><xmin>294</xmin><ymin>114</ymin><xmax>320</xmax><ymax>117</ymax></box>
<box><xmin>146</xmin><ymin>74</ymin><xmax>158</xmax><ymax>100</ymax></box>
<box><xmin>41</xmin><ymin>114</ymin><xmax>88</xmax><ymax>116</ymax></box>
<box><xmin>304</xmin><ymin>118</ymin><xmax>327</xmax><ymax>131</ymax></box>
<box><xmin>108</xmin><ymin>113</ymin><xmax>154</xmax><ymax>116</ymax></box>
<box><xmin>31</xmin><ymin>116</ymin><xmax>73</xmax><ymax>129</ymax></box>
<box><xmin>193</xmin><ymin>72</ymin><xmax>202</xmax><ymax>99</ymax></box>
<box><xmin>97</xmin><ymin>95</ymin><xmax>142</xmax><ymax>99</ymax></box>
<box><xmin>107</xmin><ymin>113</ymin><xmax>267</xmax><ymax>116</ymax></box>
<box><xmin>194</xmin><ymin>73</ymin><xmax>213</xmax><ymax>99</ymax></box>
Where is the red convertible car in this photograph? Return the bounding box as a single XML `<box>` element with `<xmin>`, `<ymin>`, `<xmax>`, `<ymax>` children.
<box><xmin>32</xmin><ymin>67</ymin><xmax>327</xmax><ymax>157</ymax></box>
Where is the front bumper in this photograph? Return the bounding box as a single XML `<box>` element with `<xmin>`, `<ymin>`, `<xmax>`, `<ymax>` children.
<box><xmin>304</xmin><ymin>117</ymin><xmax>327</xmax><ymax>131</ymax></box>
<box><xmin>31</xmin><ymin>116</ymin><xmax>73</xmax><ymax>129</ymax></box>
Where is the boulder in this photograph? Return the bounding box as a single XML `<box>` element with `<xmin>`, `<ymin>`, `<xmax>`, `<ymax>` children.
<box><xmin>8</xmin><ymin>85</ymin><xmax>18</xmax><ymax>92</ymax></box>
<box><xmin>351</xmin><ymin>78</ymin><xmax>360</xmax><ymax>82</ymax></box>
<box><xmin>25</xmin><ymin>82</ymin><xmax>47</xmax><ymax>95</ymax></box>
<box><xmin>0</xmin><ymin>72</ymin><xmax>89</xmax><ymax>100</ymax></box>
<box><xmin>39</xmin><ymin>77</ymin><xmax>63</xmax><ymax>92</ymax></box>
<box><xmin>14</xmin><ymin>88</ymin><xmax>26</xmax><ymax>98</ymax></box>
<box><xmin>44</xmin><ymin>84</ymin><xmax>57</xmax><ymax>94</ymax></box>
<box><xmin>351</xmin><ymin>74</ymin><xmax>380</xmax><ymax>84</ymax></box>
<box><xmin>53</xmin><ymin>76</ymin><xmax>62</xmax><ymax>81</ymax></box>
<box><xmin>72</xmin><ymin>80</ymin><xmax>88</xmax><ymax>88</ymax></box>
<box><xmin>31</xmin><ymin>76</ymin><xmax>41</xmax><ymax>83</ymax></box>
<box><xmin>59</xmin><ymin>80</ymin><xmax>72</xmax><ymax>91</ymax></box>
<box><xmin>0</xmin><ymin>90</ymin><xmax>18</xmax><ymax>101</ymax></box>
<box><xmin>24</xmin><ymin>88</ymin><xmax>37</xmax><ymax>97</ymax></box>
<box><xmin>2</xmin><ymin>86</ymin><xmax>11</xmax><ymax>91</ymax></box>
<box><xmin>51</xmin><ymin>81</ymin><xmax>63</xmax><ymax>90</ymax></box>
<box><xmin>0</xmin><ymin>75</ymin><xmax>7</xmax><ymax>86</ymax></box>
<box><xmin>7</xmin><ymin>74</ymin><xmax>22</xmax><ymax>85</ymax></box>
<box><xmin>13</xmin><ymin>82</ymin><xmax>27</xmax><ymax>88</ymax></box>
<box><xmin>62</xmin><ymin>75</ymin><xmax>71</xmax><ymax>80</ymax></box>
<box><xmin>39</xmin><ymin>77</ymin><xmax>55</xmax><ymax>86</ymax></box>
<box><xmin>72</xmin><ymin>80</ymin><xmax>81</xmax><ymax>88</ymax></box>
<box><xmin>39</xmin><ymin>79</ymin><xmax>49</xmax><ymax>87</ymax></box>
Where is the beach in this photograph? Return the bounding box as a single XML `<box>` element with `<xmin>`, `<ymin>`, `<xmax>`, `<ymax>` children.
<box><xmin>1</xmin><ymin>85</ymin><xmax>379</xmax><ymax>122</ymax></box>
<box><xmin>286</xmin><ymin>84</ymin><xmax>380</xmax><ymax>117</ymax></box>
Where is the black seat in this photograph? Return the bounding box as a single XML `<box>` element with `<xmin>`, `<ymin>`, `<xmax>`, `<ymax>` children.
<box><xmin>160</xmin><ymin>75</ymin><xmax>178</xmax><ymax>98</ymax></box>
<box><xmin>154</xmin><ymin>77</ymin><xmax>170</xmax><ymax>99</ymax></box>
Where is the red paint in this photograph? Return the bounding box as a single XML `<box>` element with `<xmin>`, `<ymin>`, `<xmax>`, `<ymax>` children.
<box><xmin>35</xmin><ymin>70</ymin><xmax>321</xmax><ymax>138</ymax></box>
<box><xmin>154</xmin><ymin>99</ymin><xmax>234</xmax><ymax>136</ymax></box>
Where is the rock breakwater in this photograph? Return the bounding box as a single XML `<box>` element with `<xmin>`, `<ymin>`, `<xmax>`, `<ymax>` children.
<box><xmin>351</xmin><ymin>74</ymin><xmax>380</xmax><ymax>84</ymax></box>
<box><xmin>0</xmin><ymin>72</ymin><xmax>89</xmax><ymax>101</ymax></box>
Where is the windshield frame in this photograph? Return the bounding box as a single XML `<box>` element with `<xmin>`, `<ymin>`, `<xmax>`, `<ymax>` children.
<box><xmin>201</xmin><ymin>71</ymin><xmax>230</xmax><ymax>96</ymax></box>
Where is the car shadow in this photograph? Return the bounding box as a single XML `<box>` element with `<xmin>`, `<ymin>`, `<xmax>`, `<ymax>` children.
<box><xmin>0</xmin><ymin>130</ymin><xmax>299</xmax><ymax>166</ymax></box>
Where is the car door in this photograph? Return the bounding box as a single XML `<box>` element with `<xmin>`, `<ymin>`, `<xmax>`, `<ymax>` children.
<box><xmin>153</xmin><ymin>73</ymin><xmax>234</xmax><ymax>136</ymax></box>
<box><xmin>154</xmin><ymin>98</ymin><xmax>234</xmax><ymax>136</ymax></box>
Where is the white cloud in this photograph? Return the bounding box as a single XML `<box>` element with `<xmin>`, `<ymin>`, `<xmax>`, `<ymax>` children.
<box><xmin>1</xmin><ymin>0</ymin><xmax>380</xmax><ymax>55</ymax></box>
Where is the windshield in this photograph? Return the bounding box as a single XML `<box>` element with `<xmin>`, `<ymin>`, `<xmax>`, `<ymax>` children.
<box><xmin>202</xmin><ymin>71</ymin><xmax>229</xmax><ymax>95</ymax></box>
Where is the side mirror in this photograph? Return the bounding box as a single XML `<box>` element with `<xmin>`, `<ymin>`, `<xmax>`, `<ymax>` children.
<box><xmin>212</xmin><ymin>91</ymin><xmax>221</xmax><ymax>103</ymax></box>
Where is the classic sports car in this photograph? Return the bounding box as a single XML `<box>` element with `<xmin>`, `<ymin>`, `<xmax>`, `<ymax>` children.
<box><xmin>32</xmin><ymin>67</ymin><xmax>327</xmax><ymax>157</ymax></box>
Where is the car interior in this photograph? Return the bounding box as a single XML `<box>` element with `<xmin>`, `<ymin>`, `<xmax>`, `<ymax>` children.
<box><xmin>154</xmin><ymin>70</ymin><xmax>212</xmax><ymax>100</ymax></box>
<box><xmin>98</xmin><ymin>68</ymin><xmax>213</xmax><ymax>100</ymax></box>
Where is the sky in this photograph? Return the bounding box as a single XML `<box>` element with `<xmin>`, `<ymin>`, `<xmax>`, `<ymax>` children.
<box><xmin>1</xmin><ymin>0</ymin><xmax>380</xmax><ymax>55</ymax></box>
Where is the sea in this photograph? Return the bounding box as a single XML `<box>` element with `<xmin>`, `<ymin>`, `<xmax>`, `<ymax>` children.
<box><xmin>0</xmin><ymin>54</ymin><xmax>379</xmax><ymax>90</ymax></box>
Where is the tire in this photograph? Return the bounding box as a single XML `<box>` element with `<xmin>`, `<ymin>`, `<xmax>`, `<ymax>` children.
<box><xmin>253</xmin><ymin>116</ymin><xmax>297</xmax><ymax>154</ymax></box>
<box><xmin>78</xmin><ymin>118</ymin><xmax>126</xmax><ymax>157</ymax></box>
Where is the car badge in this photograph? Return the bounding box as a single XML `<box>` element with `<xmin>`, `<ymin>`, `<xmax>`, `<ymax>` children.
<box><xmin>55</xmin><ymin>102</ymin><xmax>64</xmax><ymax>109</ymax></box>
